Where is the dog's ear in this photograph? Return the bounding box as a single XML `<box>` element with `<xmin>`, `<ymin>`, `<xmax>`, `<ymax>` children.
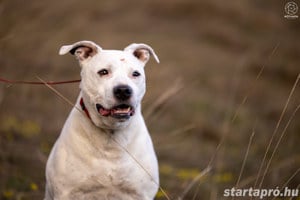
<box><xmin>59</xmin><ymin>41</ymin><xmax>102</xmax><ymax>61</ymax></box>
<box><xmin>124</xmin><ymin>43</ymin><xmax>160</xmax><ymax>64</ymax></box>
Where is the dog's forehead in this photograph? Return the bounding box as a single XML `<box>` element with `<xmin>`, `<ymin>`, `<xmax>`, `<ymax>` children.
<box><xmin>85</xmin><ymin>49</ymin><xmax>144</xmax><ymax>72</ymax></box>
<box><xmin>97</xmin><ymin>50</ymin><xmax>136</xmax><ymax>63</ymax></box>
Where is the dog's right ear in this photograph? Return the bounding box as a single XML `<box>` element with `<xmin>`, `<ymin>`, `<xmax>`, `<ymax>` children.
<box><xmin>59</xmin><ymin>41</ymin><xmax>102</xmax><ymax>61</ymax></box>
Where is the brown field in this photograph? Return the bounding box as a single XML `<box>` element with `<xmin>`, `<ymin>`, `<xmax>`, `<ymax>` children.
<box><xmin>0</xmin><ymin>0</ymin><xmax>299</xmax><ymax>199</ymax></box>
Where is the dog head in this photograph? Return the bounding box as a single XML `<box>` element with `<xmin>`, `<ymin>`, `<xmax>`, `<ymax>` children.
<box><xmin>59</xmin><ymin>41</ymin><xmax>159</xmax><ymax>129</ymax></box>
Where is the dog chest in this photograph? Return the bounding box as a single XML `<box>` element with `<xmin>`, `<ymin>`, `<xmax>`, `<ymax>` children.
<box><xmin>66</xmin><ymin>154</ymin><xmax>156</xmax><ymax>199</ymax></box>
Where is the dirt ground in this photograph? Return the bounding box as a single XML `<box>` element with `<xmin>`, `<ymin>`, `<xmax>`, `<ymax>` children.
<box><xmin>0</xmin><ymin>0</ymin><xmax>299</xmax><ymax>199</ymax></box>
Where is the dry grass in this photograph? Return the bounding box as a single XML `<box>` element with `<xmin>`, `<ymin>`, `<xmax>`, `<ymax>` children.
<box><xmin>0</xmin><ymin>0</ymin><xmax>299</xmax><ymax>199</ymax></box>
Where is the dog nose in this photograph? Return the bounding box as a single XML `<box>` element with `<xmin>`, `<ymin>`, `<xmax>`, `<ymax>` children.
<box><xmin>113</xmin><ymin>85</ymin><xmax>133</xmax><ymax>101</ymax></box>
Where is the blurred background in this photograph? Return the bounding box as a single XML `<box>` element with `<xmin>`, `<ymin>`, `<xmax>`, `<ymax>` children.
<box><xmin>0</xmin><ymin>0</ymin><xmax>299</xmax><ymax>199</ymax></box>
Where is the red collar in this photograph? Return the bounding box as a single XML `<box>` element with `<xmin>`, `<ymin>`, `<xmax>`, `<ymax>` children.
<box><xmin>80</xmin><ymin>98</ymin><xmax>91</xmax><ymax>120</ymax></box>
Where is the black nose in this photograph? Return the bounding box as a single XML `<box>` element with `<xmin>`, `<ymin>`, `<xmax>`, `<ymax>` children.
<box><xmin>113</xmin><ymin>85</ymin><xmax>133</xmax><ymax>101</ymax></box>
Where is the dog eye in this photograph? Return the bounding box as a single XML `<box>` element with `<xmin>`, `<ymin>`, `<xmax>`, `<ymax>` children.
<box><xmin>98</xmin><ymin>69</ymin><xmax>109</xmax><ymax>77</ymax></box>
<box><xmin>132</xmin><ymin>71</ymin><xmax>141</xmax><ymax>77</ymax></box>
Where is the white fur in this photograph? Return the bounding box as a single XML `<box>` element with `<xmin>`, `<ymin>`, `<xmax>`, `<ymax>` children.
<box><xmin>45</xmin><ymin>41</ymin><xmax>159</xmax><ymax>200</ymax></box>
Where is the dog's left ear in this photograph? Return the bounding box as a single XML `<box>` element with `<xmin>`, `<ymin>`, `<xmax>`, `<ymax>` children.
<box><xmin>124</xmin><ymin>43</ymin><xmax>160</xmax><ymax>64</ymax></box>
<box><xmin>59</xmin><ymin>40</ymin><xmax>102</xmax><ymax>62</ymax></box>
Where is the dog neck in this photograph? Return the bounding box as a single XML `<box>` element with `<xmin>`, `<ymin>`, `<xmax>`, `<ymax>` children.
<box><xmin>78</xmin><ymin>98</ymin><xmax>116</xmax><ymax>137</ymax></box>
<box><xmin>75</xmin><ymin>96</ymin><xmax>146</xmax><ymax>148</ymax></box>
<box><xmin>80</xmin><ymin>97</ymin><xmax>91</xmax><ymax>120</ymax></box>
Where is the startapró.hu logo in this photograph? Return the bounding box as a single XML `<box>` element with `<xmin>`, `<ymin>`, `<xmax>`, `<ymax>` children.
<box><xmin>284</xmin><ymin>1</ymin><xmax>299</xmax><ymax>19</ymax></box>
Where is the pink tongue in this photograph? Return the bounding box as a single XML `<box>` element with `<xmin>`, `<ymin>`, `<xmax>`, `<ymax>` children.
<box><xmin>99</xmin><ymin>108</ymin><xmax>111</xmax><ymax>116</ymax></box>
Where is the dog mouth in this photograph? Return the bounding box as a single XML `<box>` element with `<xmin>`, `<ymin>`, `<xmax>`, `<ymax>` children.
<box><xmin>96</xmin><ymin>103</ymin><xmax>135</xmax><ymax>119</ymax></box>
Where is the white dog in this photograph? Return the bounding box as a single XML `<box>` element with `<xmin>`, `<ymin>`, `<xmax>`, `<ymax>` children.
<box><xmin>44</xmin><ymin>41</ymin><xmax>160</xmax><ymax>200</ymax></box>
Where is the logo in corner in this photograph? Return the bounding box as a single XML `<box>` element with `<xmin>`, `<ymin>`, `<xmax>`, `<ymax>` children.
<box><xmin>284</xmin><ymin>1</ymin><xmax>299</xmax><ymax>19</ymax></box>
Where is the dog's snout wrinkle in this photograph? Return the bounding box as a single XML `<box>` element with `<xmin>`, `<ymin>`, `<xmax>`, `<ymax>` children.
<box><xmin>113</xmin><ymin>85</ymin><xmax>133</xmax><ymax>101</ymax></box>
